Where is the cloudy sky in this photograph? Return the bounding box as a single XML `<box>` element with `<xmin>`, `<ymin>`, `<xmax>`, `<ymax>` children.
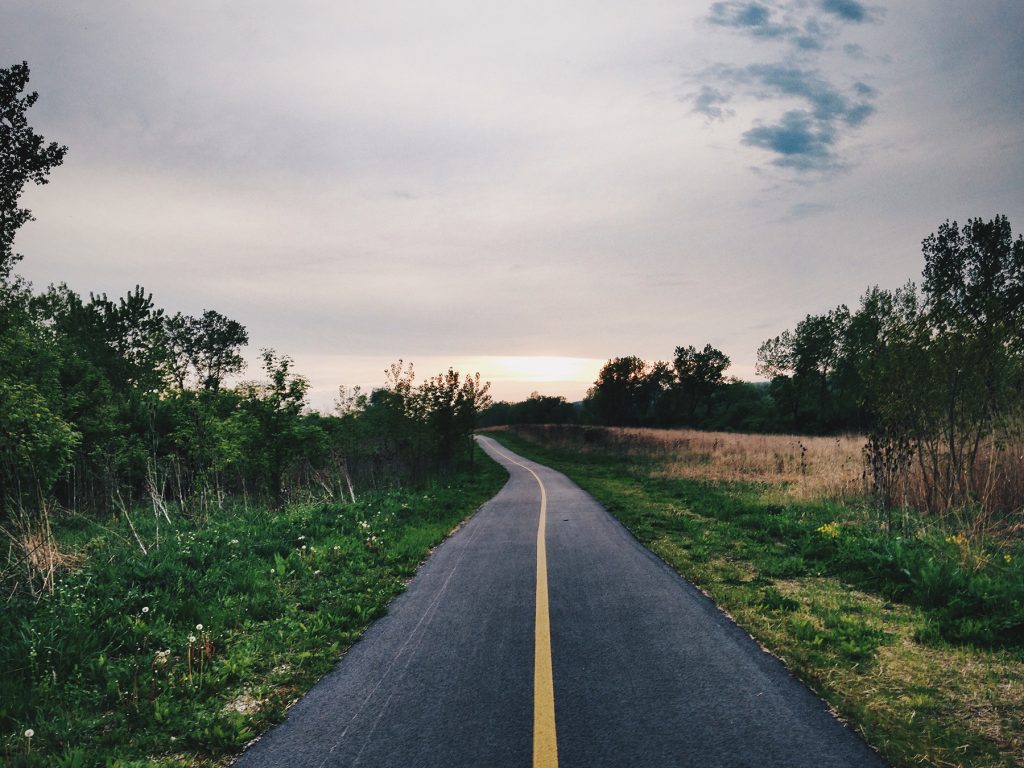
<box><xmin>5</xmin><ymin>1</ymin><xmax>1023</xmax><ymax>409</ymax></box>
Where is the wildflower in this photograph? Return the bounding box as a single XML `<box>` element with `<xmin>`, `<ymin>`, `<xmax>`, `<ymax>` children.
<box><xmin>298</xmin><ymin>535</ymin><xmax>306</xmax><ymax>541</ymax></box>
<box><xmin>313</xmin><ymin>570</ymin><xmax>321</xmax><ymax>576</ymax></box>
<box><xmin>1006</xmin><ymin>554</ymin><xmax>1014</xmax><ymax>564</ymax></box>
<box><xmin>229</xmin><ymin>539</ymin><xmax>239</xmax><ymax>545</ymax></box>
<box><xmin>24</xmin><ymin>729</ymin><xmax>34</xmax><ymax>738</ymax></box>
<box><xmin>196</xmin><ymin>623</ymin><xmax>203</xmax><ymax>631</ymax></box>
<box><xmin>154</xmin><ymin>650</ymin><xmax>170</xmax><ymax>667</ymax></box>
<box><xmin>816</xmin><ymin>522</ymin><xmax>840</xmax><ymax>539</ymax></box>
<box><xmin>188</xmin><ymin>634</ymin><xmax>197</xmax><ymax>643</ymax></box>
<box><xmin>141</xmin><ymin>606</ymin><xmax>150</xmax><ymax>614</ymax></box>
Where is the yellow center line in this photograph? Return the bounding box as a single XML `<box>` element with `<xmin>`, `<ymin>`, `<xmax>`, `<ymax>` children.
<box><xmin>483</xmin><ymin>441</ymin><xmax>559</xmax><ymax>768</ymax></box>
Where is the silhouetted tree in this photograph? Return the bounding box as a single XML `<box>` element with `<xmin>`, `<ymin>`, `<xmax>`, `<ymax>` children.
<box><xmin>672</xmin><ymin>344</ymin><xmax>730</xmax><ymax>424</ymax></box>
<box><xmin>0</xmin><ymin>61</ymin><xmax>67</xmax><ymax>280</ymax></box>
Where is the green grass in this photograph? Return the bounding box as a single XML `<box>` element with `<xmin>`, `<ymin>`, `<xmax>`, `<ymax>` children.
<box><xmin>0</xmin><ymin>451</ymin><xmax>507</xmax><ymax>767</ymax></box>
<box><xmin>486</xmin><ymin>429</ymin><xmax>1024</xmax><ymax>768</ymax></box>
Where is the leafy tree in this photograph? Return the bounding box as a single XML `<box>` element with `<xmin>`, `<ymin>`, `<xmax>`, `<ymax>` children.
<box><xmin>238</xmin><ymin>349</ymin><xmax>311</xmax><ymax>505</ymax></box>
<box><xmin>757</xmin><ymin>307</ymin><xmax>850</xmax><ymax>431</ymax></box>
<box><xmin>672</xmin><ymin>344</ymin><xmax>731</xmax><ymax>424</ymax></box>
<box><xmin>165</xmin><ymin>309</ymin><xmax>248</xmax><ymax>391</ymax></box>
<box><xmin>1</xmin><ymin>61</ymin><xmax>67</xmax><ymax>280</ymax></box>
<box><xmin>913</xmin><ymin>216</ymin><xmax>1024</xmax><ymax>511</ymax></box>
<box><xmin>0</xmin><ymin>293</ymin><xmax>77</xmax><ymax>513</ymax></box>
<box><xmin>583</xmin><ymin>356</ymin><xmax>667</xmax><ymax>426</ymax></box>
<box><xmin>418</xmin><ymin>368</ymin><xmax>492</xmax><ymax>468</ymax></box>
<box><xmin>0</xmin><ymin>63</ymin><xmax>71</xmax><ymax>513</ymax></box>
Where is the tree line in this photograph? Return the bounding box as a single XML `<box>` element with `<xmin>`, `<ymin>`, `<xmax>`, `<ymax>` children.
<box><xmin>0</xmin><ymin>63</ymin><xmax>491</xmax><ymax>533</ymax></box>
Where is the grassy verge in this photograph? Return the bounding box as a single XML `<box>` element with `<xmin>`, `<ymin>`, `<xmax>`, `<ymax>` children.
<box><xmin>486</xmin><ymin>428</ymin><xmax>1023</xmax><ymax>768</ymax></box>
<box><xmin>1</xmin><ymin>450</ymin><xmax>507</xmax><ymax>768</ymax></box>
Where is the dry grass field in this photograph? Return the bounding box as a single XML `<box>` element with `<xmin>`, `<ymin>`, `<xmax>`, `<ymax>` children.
<box><xmin>500</xmin><ymin>424</ymin><xmax>867</xmax><ymax>498</ymax></box>
<box><xmin>498</xmin><ymin>424</ymin><xmax>1024</xmax><ymax>537</ymax></box>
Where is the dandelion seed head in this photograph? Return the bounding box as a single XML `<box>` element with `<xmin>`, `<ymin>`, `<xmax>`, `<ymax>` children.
<box><xmin>24</xmin><ymin>729</ymin><xmax>34</xmax><ymax>738</ymax></box>
<box><xmin>141</xmin><ymin>606</ymin><xmax>150</xmax><ymax>614</ymax></box>
<box><xmin>196</xmin><ymin>623</ymin><xmax>203</xmax><ymax>631</ymax></box>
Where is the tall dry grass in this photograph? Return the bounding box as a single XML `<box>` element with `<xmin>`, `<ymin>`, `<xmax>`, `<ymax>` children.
<box><xmin>0</xmin><ymin>502</ymin><xmax>82</xmax><ymax>600</ymax></box>
<box><xmin>506</xmin><ymin>424</ymin><xmax>868</xmax><ymax>501</ymax></box>
<box><xmin>502</xmin><ymin>424</ymin><xmax>1024</xmax><ymax>535</ymax></box>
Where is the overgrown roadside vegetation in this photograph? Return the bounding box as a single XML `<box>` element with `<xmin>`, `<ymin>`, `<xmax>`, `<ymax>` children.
<box><xmin>1</xmin><ymin>452</ymin><xmax>506</xmax><ymax>767</ymax></box>
<box><xmin>487</xmin><ymin>426</ymin><xmax>1024</xmax><ymax>768</ymax></box>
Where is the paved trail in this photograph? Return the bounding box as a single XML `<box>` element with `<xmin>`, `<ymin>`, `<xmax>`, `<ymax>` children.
<box><xmin>234</xmin><ymin>435</ymin><xmax>886</xmax><ymax>767</ymax></box>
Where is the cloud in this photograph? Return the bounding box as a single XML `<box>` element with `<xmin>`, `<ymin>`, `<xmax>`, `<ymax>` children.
<box><xmin>743</xmin><ymin>110</ymin><xmax>838</xmax><ymax>170</ymax></box>
<box><xmin>820</xmin><ymin>0</ymin><xmax>870</xmax><ymax>23</ymax></box>
<box><xmin>704</xmin><ymin>0</ymin><xmax>873</xmax><ymax>51</ymax></box>
<box><xmin>707</xmin><ymin>2</ymin><xmax>795</xmax><ymax>39</ymax></box>
<box><xmin>691</xmin><ymin>85</ymin><xmax>733</xmax><ymax>119</ymax></box>
<box><xmin>702</xmin><ymin>63</ymin><xmax>875</xmax><ymax>169</ymax></box>
<box><xmin>694</xmin><ymin>0</ymin><xmax>883</xmax><ymax>173</ymax></box>
<box><xmin>744</xmin><ymin>64</ymin><xmax>875</xmax><ymax>126</ymax></box>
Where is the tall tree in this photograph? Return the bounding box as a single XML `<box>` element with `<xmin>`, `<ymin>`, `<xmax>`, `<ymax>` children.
<box><xmin>672</xmin><ymin>344</ymin><xmax>731</xmax><ymax>424</ymax></box>
<box><xmin>1</xmin><ymin>61</ymin><xmax>67</xmax><ymax>281</ymax></box>
<box><xmin>585</xmin><ymin>356</ymin><xmax>646</xmax><ymax>426</ymax></box>
<box><xmin>165</xmin><ymin>310</ymin><xmax>248</xmax><ymax>391</ymax></box>
<box><xmin>757</xmin><ymin>307</ymin><xmax>849</xmax><ymax>431</ymax></box>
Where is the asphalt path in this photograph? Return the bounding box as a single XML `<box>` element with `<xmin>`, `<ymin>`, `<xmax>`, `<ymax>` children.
<box><xmin>233</xmin><ymin>435</ymin><xmax>887</xmax><ymax>767</ymax></box>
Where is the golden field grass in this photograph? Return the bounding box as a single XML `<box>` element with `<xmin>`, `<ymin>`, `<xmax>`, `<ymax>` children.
<box><xmin>496</xmin><ymin>424</ymin><xmax>1024</xmax><ymax>533</ymax></box>
<box><xmin>499</xmin><ymin>424</ymin><xmax>869</xmax><ymax>499</ymax></box>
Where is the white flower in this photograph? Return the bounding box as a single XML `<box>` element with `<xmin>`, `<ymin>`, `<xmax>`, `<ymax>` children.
<box><xmin>196</xmin><ymin>623</ymin><xmax>203</xmax><ymax>631</ymax></box>
<box><xmin>141</xmin><ymin>606</ymin><xmax>149</xmax><ymax>614</ymax></box>
<box><xmin>24</xmin><ymin>729</ymin><xmax>34</xmax><ymax>738</ymax></box>
<box><xmin>229</xmin><ymin>539</ymin><xmax>239</xmax><ymax>545</ymax></box>
<box><xmin>297</xmin><ymin>535</ymin><xmax>306</xmax><ymax>541</ymax></box>
<box><xmin>188</xmin><ymin>634</ymin><xmax>197</xmax><ymax>643</ymax></box>
<box><xmin>313</xmin><ymin>570</ymin><xmax>321</xmax><ymax>576</ymax></box>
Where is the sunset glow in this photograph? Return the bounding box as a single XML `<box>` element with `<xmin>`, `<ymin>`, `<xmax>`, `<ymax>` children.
<box><xmin>474</xmin><ymin>356</ymin><xmax>605</xmax><ymax>384</ymax></box>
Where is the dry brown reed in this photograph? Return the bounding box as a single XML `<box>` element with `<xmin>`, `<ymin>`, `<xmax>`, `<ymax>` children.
<box><xmin>0</xmin><ymin>503</ymin><xmax>82</xmax><ymax>600</ymax></box>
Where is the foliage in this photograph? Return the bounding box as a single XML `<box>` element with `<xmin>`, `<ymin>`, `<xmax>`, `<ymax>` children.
<box><xmin>0</xmin><ymin>456</ymin><xmax>506</xmax><ymax>767</ymax></box>
<box><xmin>479</xmin><ymin>392</ymin><xmax>577</xmax><ymax>427</ymax></box>
<box><xmin>0</xmin><ymin>61</ymin><xmax>67</xmax><ymax>279</ymax></box>
<box><xmin>672</xmin><ymin>343</ymin><xmax>731</xmax><ymax>425</ymax></box>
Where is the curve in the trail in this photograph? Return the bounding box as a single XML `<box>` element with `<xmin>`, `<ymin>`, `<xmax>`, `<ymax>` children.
<box><xmin>233</xmin><ymin>435</ymin><xmax>887</xmax><ymax>768</ymax></box>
